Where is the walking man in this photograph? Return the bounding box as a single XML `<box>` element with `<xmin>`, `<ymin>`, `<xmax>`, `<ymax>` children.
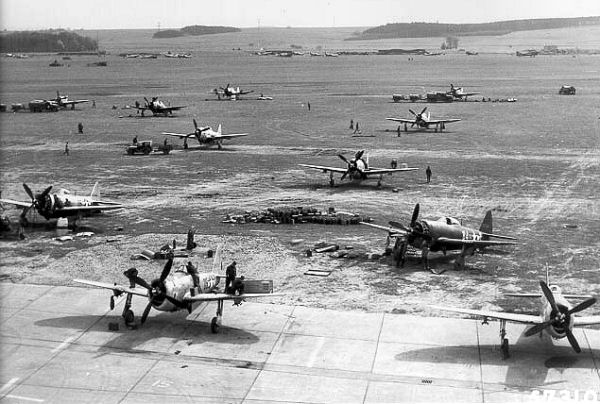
<box><xmin>349</xmin><ymin>119</ymin><xmax>354</xmax><ymax>130</ymax></box>
<box><xmin>64</xmin><ymin>142</ymin><xmax>70</xmax><ymax>156</ymax></box>
<box><xmin>307</xmin><ymin>102</ymin><xmax>311</xmax><ymax>111</ymax></box>
<box><xmin>353</xmin><ymin>121</ymin><xmax>360</xmax><ymax>134</ymax></box>
<box><xmin>426</xmin><ymin>165</ymin><xmax>432</xmax><ymax>183</ymax></box>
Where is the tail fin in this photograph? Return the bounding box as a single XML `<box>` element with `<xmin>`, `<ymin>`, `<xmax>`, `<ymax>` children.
<box><xmin>217</xmin><ymin>124</ymin><xmax>222</xmax><ymax>135</ymax></box>
<box><xmin>479</xmin><ymin>210</ymin><xmax>492</xmax><ymax>236</ymax></box>
<box><xmin>90</xmin><ymin>181</ymin><xmax>99</xmax><ymax>199</ymax></box>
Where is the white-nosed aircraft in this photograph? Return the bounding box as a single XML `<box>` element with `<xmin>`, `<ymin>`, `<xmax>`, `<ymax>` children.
<box><xmin>0</xmin><ymin>182</ymin><xmax>124</xmax><ymax>226</ymax></box>
<box><xmin>431</xmin><ymin>268</ymin><xmax>599</xmax><ymax>359</ymax></box>
<box><xmin>386</xmin><ymin>107</ymin><xmax>461</xmax><ymax>132</ymax></box>
<box><xmin>135</xmin><ymin>97</ymin><xmax>186</xmax><ymax>117</ymax></box>
<box><xmin>361</xmin><ymin>204</ymin><xmax>516</xmax><ymax>274</ymax></box>
<box><xmin>299</xmin><ymin>150</ymin><xmax>419</xmax><ymax>187</ymax></box>
<box><xmin>74</xmin><ymin>257</ymin><xmax>279</xmax><ymax>333</ymax></box>
<box><xmin>213</xmin><ymin>83</ymin><xmax>254</xmax><ymax>100</ymax></box>
<box><xmin>53</xmin><ymin>90</ymin><xmax>90</xmax><ymax>109</ymax></box>
<box><xmin>447</xmin><ymin>84</ymin><xmax>479</xmax><ymax>101</ymax></box>
<box><xmin>162</xmin><ymin>119</ymin><xmax>248</xmax><ymax>150</ymax></box>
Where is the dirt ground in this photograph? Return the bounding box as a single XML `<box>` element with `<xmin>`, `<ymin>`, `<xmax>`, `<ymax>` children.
<box><xmin>1</xmin><ymin>28</ymin><xmax>599</xmax><ymax>317</ymax></box>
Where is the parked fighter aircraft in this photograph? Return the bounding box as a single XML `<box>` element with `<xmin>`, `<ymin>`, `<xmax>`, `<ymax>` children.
<box><xmin>387</xmin><ymin>108</ymin><xmax>461</xmax><ymax>132</ymax></box>
<box><xmin>162</xmin><ymin>119</ymin><xmax>248</xmax><ymax>149</ymax></box>
<box><xmin>431</xmin><ymin>268</ymin><xmax>599</xmax><ymax>358</ymax></box>
<box><xmin>447</xmin><ymin>84</ymin><xmax>479</xmax><ymax>101</ymax></box>
<box><xmin>361</xmin><ymin>204</ymin><xmax>516</xmax><ymax>274</ymax></box>
<box><xmin>299</xmin><ymin>150</ymin><xmax>418</xmax><ymax>187</ymax></box>
<box><xmin>135</xmin><ymin>97</ymin><xmax>186</xmax><ymax>116</ymax></box>
<box><xmin>53</xmin><ymin>91</ymin><xmax>90</xmax><ymax>109</ymax></box>
<box><xmin>213</xmin><ymin>84</ymin><xmax>254</xmax><ymax>100</ymax></box>
<box><xmin>0</xmin><ymin>182</ymin><xmax>123</xmax><ymax>225</ymax></box>
<box><xmin>74</xmin><ymin>257</ymin><xmax>279</xmax><ymax>333</ymax></box>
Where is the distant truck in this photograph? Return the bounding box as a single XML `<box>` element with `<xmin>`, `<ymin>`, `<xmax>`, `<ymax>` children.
<box><xmin>126</xmin><ymin>140</ymin><xmax>172</xmax><ymax>155</ymax></box>
<box><xmin>558</xmin><ymin>85</ymin><xmax>576</xmax><ymax>95</ymax></box>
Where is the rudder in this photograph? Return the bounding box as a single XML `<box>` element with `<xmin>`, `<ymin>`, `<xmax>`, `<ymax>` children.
<box><xmin>479</xmin><ymin>210</ymin><xmax>492</xmax><ymax>235</ymax></box>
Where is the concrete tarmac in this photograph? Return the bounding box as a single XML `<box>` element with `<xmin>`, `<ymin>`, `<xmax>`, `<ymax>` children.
<box><xmin>1</xmin><ymin>283</ymin><xmax>599</xmax><ymax>403</ymax></box>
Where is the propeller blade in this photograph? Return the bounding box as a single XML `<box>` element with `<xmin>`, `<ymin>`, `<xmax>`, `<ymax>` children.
<box><xmin>144</xmin><ymin>97</ymin><xmax>150</xmax><ymax>105</ymax></box>
<box><xmin>565</xmin><ymin>329</ymin><xmax>582</xmax><ymax>353</ymax></box>
<box><xmin>160</xmin><ymin>258</ymin><xmax>173</xmax><ymax>282</ymax></box>
<box><xmin>341</xmin><ymin>170</ymin><xmax>349</xmax><ymax>181</ymax></box>
<box><xmin>410</xmin><ymin>204</ymin><xmax>420</xmax><ymax>228</ymax></box>
<box><xmin>409</xmin><ymin>109</ymin><xmax>417</xmax><ymax>116</ymax></box>
<box><xmin>165</xmin><ymin>295</ymin><xmax>188</xmax><ymax>309</ymax></box>
<box><xmin>389</xmin><ymin>221</ymin><xmax>410</xmax><ymax>232</ymax></box>
<box><xmin>540</xmin><ymin>281</ymin><xmax>559</xmax><ymax>314</ymax></box>
<box><xmin>40</xmin><ymin>185</ymin><xmax>53</xmax><ymax>198</ymax></box>
<box><xmin>524</xmin><ymin>321</ymin><xmax>551</xmax><ymax>337</ymax></box>
<box><xmin>411</xmin><ymin>122</ymin><xmax>416</xmax><ymax>128</ymax></box>
<box><xmin>567</xmin><ymin>297</ymin><xmax>597</xmax><ymax>315</ymax></box>
<box><xmin>420</xmin><ymin>107</ymin><xmax>428</xmax><ymax>115</ymax></box>
<box><xmin>141</xmin><ymin>301</ymin><xmax>152</xmax><ymax>324</ymax></box>
<box><xmin>193</xmin><ymin>119</ymin><xmax>199</xmax><ymax>131</ymax></box>
<box><xmin>23</xmin><ymin>183</ymin><xmax>34</xmax><ymax>201</ymax></box>
<box><xmin>338</xmin><ymin>154</ymin><xmax>349</xmax><ymax>164</ymax></box>
<box><xmin>355</xmin><ymin>150</ymin><xmax>364</xmax><ymax>160</ymax></box>
<box><xmin>134</xmin><ymin>276</ymin><xmax>151</xmax><ymax>290</ymax></box>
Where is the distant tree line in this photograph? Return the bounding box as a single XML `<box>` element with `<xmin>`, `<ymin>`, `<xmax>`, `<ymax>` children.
<box><xmin>153</xmin><ymin>25</ymin><xmax>240</xmax><ymax>38</ymax></box>
<box><xmin>0</xmin><ymin>30</ymin><xmax>97</xmax><ymax>52</ymax></box>
<box><xmin>347</xmin><ymin>16</ymin><xmax>600</xmax><ymax>40</ymax></box>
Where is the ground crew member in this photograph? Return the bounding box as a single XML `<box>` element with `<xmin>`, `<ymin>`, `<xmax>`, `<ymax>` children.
<box><xmin>133</xmin><ymin>136</ymin><xmax>138</xmax><ymax>144</ymax></box>
<box><xmin>233</xmin><ymin>275</ymin><xmax>245</xmax><ymax>296</ymax></box>
<box><xmin>397</xmin><ymin>125</ymin><xmax>401</xmax><ymax>137</ymax></box>
<box><xmin>225</xmin><ymin>261</ymin><xmax>237</xmax><ymax>294</ymax></box>
<box><xmin>391</xmin><ymin>159</ymin><xmax>397</xmax><ymax>169</ymax></box>
<box><xmin>78</xmin><ymin>122</ymin><xmax>83</xmax><ymax>134</ymax></box>
<box><xmin>353</xmin><ymin>122</ymin><xmax>360</xmax><ymax>134</ymax></box>
<box><xmin>307</xmin><ymin>102</ymin><xmax>311</xmax><ymax>111</ymax></box>
<box><xmin>163</xmin><ymin>138</ymin><xmax>168</xmax><ymax>147</ymax></box>
<box><xmin>349</xmin><ymin>119</ymin><xmax>354</xmax><ymax>130</ymax></box>
<box><xmin>186</xmin><ymin>261</ymin><xmax>200</xmax><ymax>288</ymax></box>
<box><xmin>64</xmin><ymin>142</ymin><xmax>69</xmax><ymax>156</ymax></box>
<box><xmin>426</xmin><ymin>165</ymin><xmax>432</xmax><ymax>183</ymax></box>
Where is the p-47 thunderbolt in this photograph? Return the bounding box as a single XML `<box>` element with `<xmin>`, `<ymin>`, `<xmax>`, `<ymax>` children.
<box><xmin>387</xmin><ymin>107</ymin><xmax>461</xmax><ymax>133</ymax></box>
<box><xmin>0</xmin><ymin>182</ymin><xmax>123</xmax><ymax>226</ymax></box>
<box><xmin>447</xmin><ymin>84</ymin><xmax>479</xmax><ymax>101</ymax></box>
<box><xmin>431</xmin><ymin>269</ymin><xmax>599</xmax><ymax>359</ymax></box>
<box><xmin>74</xmin><ymin>258</ymin><xmax>279</xmax><ymax>333</ymax></box>
<box><xmin>361</xmin><ymin>204</ymin><xmax>516</xmax><ymax>274</ymax></box>
<box><xmin>213</xmin><ymin>83</ymin><xmax>254</xmax><ymax>101</ymax></box>
<box><xmin>299</xmin><ymin>150</ymin><xmax>418</xmax><ymax>187</ymax></box>
<box><xmin>52</xmin><ymin>90</ymin><xmax>90</xmax><ymax>109</ymax></box>
<box><xmin>162</xmin><ymin>119</ymin><xmax>248</xmax><ymax>149</ymax></box>
<box><xmin>135</xmin><ymin>97</ymin><xmax>186</xmax><ymax>116</ymax></box>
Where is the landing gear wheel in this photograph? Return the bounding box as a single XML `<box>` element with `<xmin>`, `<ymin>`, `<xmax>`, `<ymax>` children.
<box><xmin>211</xmin><ymin>317</ymin><xmax>220</xmax><ymax>334</ymax></box>
<box><xmin>501</xmin><ymin>338</ymin><xmax>510</xmax><ymax>359</ymax></box>
<box><xmin>123</xmin><ymin>309</ymin><xmax>135</xmax><ymax>325</ymax></box>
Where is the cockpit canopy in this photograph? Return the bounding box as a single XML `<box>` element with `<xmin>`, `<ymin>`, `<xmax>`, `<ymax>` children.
<box><xmin>436</xmin><ymin>216</ymin><xmax>460</xmax><ymax>225</ymax></box>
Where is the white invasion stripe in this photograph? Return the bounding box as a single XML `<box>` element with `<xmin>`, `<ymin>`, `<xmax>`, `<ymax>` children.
<box><xmin>51</xmin><ymin>336</ymin><xmax>77</xmax><ymax>353</ymax></box>
<box><xmin>0</xmin><ymin>378</ymin><xmax>19</xmax><ymax>395</ymax></box>
<box><xmin>5</xmin><ymin>395</ymin><xmax>44</xmax><ymax>402</ymax></box>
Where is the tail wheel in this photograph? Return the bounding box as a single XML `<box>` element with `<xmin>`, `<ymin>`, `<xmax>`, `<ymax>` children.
<box><xmin>211</xmin><ymin>317</ymin><xmax>220</xmax><ymax>333</ymax></box>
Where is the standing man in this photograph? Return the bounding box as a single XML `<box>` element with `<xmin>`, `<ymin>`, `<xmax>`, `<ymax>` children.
<box><xmin>64</xmin><ymin>142</ymin><xmax>70</xmax><ymax>156</ymax></box>
<box><xmin>225</xmin><ymin>261</ymin><xmax>237</xmax><ymax>294</ymax></box>
<box><xmin>307</xmin><ymin>102</ymin><xmax>311</xmax><ymax>111</ymax></box>
<box><xmin>426</xmin><ymin>165</ymin><xmax>432</xmax><ymax>183</ymax></box>
<box><xmin>349</xmin><ymin>119</ymin><xmax>354</xmax><ymax>130</ymax></box>
<box><xmin>133</xmin><ymin>135</ymin><xmax>138</xmax><ymax>144</ymax></box>
<box><xmin>78</xmin><ymin>122</ymin><xmax>84</xmax><ymax>134</ymax></box>
<box><xmin>353</xmin><ymin>122</ymin><xmax>360</xmax><ymax>134</ymax></box>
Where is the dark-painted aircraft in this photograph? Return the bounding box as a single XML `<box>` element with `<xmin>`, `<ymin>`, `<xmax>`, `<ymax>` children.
<box><xmin>0</xmin><ymin>182</ymin><xmax>124</xmax><ymax>226</ymax></box>
<box><xmin>213</xmin><ymin>84</ymin><xmax>254</xmax><ymax>101</ymax></box>
<box><xmin>74</xmin><ymin>257</ymin><xmax>279</xmax><ymax>333</ymax></box>
<box><xmin>387</xmin><ymin>107</ymin><xmax>461</xmax><ymax>132</ymax></box>
<box><xmin>135</xmin><ymin>97</ymin><xmax>186</xmax><ymax>116</ymax></box>
<box><xmin>361</xmin><ymin>204</ymin><xmax>516</xmax><ymax>274</ymax></box>
<box><xmin>162</xmin><ymin>119</ymin><xmax>248</xmax><ymax>149</ymax></box>
<box><xmin>299</xmin><ymin>150</ymin><xmax>418</xmax><ymax>187</ymax></box>
<box><xmin>447</xmin><ymin>84</ymin><xmax>479</xmax><ymax>101</ymax></box>
<box><xmin>431</xmin><ymin>268</ymin><xmax>599</xmax><ymax>358</ymax></box>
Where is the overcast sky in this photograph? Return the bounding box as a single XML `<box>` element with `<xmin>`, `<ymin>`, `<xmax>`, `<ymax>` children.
<box><xmin>2</xmin><ymin>0</ymin><xmax>600</xmax><ymax>30</ymax></box>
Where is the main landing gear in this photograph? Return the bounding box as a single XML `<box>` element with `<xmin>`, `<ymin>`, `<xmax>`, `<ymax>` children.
<box><xmin>122</xmin><ymin>292</ymin><xmax>135</xmax><ymax>326</ymax></box>
<box><xmin>329</xmin><ymin>172</ymin><xmax>335</xmax><ymax>187</ymax></box>
<box><xmin>499</xmin><ymin>319</ymin><xmax>509</xmax><ymax>359</ymax></box>
<box><xmin>211</xmin><ymin>299</ymin><xmax>224</xmax><ymax>333</ymax></box>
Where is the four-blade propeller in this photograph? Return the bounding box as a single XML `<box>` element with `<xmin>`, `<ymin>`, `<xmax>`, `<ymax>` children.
<box><xmin>338</xmin><ymin>150</ymin><xmax>364</xmax><ymax>181</ymax></box>
<box><xmin>21</xmin><ymin>183</ymin><xmax>53</xmax><ymax>220</ymax></box>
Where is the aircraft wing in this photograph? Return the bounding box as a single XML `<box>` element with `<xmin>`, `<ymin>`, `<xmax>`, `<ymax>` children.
<box><xmin>162</xmin><ymin>132</ymin><xmax>197</xmax><ymax>139</ymax></box>
<box><xmin>504</xmin><ymin>293</ymin><xmax>594</xmax><ymax>299</ymax></box>
<box><xmin>0</xmin><ymin>198</ymin><xmax>31</xmax><ymax>208</ymax></box>
<box><xmin>161</xmin><ymin>106</ymin><xmax>186</xmax><ymax>112</ymax></box>
<box><xmin>430</xmin><ymin>305</ymin><xmax>543</xmax><ymax>324</ymax></box>
<box><xmin>73</xmin><ymin>279</ymin><xmax>149</xmax><ymax>297</ymax></box>
<box><xmin>364</xmin><ymin>167</ymin><xmax>419</xmax><ymax>175</ymax></box>
<box><xmin>426</xmin><ymin>118</ymin><xmax>461</xmax><ymax>124</ymax></box>
<box><xmin>64</xmin><ymin>100</ymin><xmax>90</xmax><ymax>106</ymax></box>
<box><xmin>436</xmin><ymin>237</ymin><xmax>516</xmax><ymax>246</ymax></box>
<box><xmin>386</xmin><ymin>117</ymin><xmax>415</xmax><ymax>124</ymax></box>
<box><xmin>183</xmin><ymin>292</ymin><xmax>281</xmax><ymax>302</ymax></box>
<box><xmin>217</xmin><ymin>133</ymin><xmax>249</xmax><ymax>140</ymax></box>
<box><xmin>59</xmin><ymin>204</ymin><xmax>124</xmax><ymax>212</ymax></box>
<box><xmin>298</xmin><ymin>164</ymin><xmax>347</xmax><ymax>174</ymax></box>
<box><xmin>573</xmin><ymin>316</ymin><xmax>600</xmax><ymax>327</ymax></box>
